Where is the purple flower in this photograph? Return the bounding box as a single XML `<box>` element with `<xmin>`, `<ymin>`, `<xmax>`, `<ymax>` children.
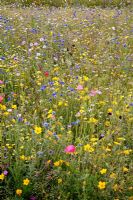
<box><xmin>31</xmin><ymin>28</ymin><xmax>37</xmax><ymax>34</ymax></box>
<box><xmin>3</xmin><ymin>170</ymin><xmax>8</xmax><ymax>176</ymax></box>
<box><xmin>52</xmin><ymin>92</ymin><xmax>57</xmax><ymax>97</ymax></box>
<box><xmin>40</xmin><ymin>85</ymin><xmax>47</xmax><ymax>91</ymax></box>
<box><xmin>99</xmin><ymin>134</ymin><xmax>104</xmax><ymax>140</ymax></box>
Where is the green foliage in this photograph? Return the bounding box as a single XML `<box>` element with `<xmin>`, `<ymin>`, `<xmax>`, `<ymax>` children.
<box><xmin>0</xmin><ymin>0</ymin><xmax>132</xmax><ymax>7</ymax></box>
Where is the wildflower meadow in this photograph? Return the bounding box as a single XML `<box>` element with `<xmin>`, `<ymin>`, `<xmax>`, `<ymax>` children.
<box><xmin>0</xmin><ymin>2</ymin><xmax>133</xmax><ymax>200</ymax></box>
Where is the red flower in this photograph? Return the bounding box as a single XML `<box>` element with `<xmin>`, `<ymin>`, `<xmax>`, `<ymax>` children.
<box><xmin>44</xmin><ymin>71</ymin><xmax>49</xmax><ymax>77</ymax></box>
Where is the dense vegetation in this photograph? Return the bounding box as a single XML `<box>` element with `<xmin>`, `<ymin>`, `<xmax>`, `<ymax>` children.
<box><xmin>0</xmin><ymin>0</ymin><xmax>132</xmax><ymax>7</ymax></box>
<box><xmin>0</xmin><ymin>4</ymin><xmax>133</xmax><ymax>200</ymax></box>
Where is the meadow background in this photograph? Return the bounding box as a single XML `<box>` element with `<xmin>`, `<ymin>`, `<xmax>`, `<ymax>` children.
<box><xmin>0</xmin><ymin>0</ymin><xmax>133</xmax><ymax>200</ymax></box>
<box><xmin>0</xmin><ymin>0</ymin><xmax>132</xmax><ymax>7</ymax></box>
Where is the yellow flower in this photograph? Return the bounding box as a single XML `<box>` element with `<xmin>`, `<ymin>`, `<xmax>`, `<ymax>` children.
<box><xmin>83</xmin><ymin>76</ymin><xmax>89</xmax><ymax>81</ymax></box>
<box><xmin>123</xmin><ymin>167</ymin><xmax>129</xmax><ymax>173</ymax></box>
<box><xmin>100</xmin><ymin>168</ymin><xmax>107</xmax><ymax>174</ymax></box>
<box><xmin>105</xmin><ymin>147</ymin><xmax>111</xmax><ymax>152</ymax></box>
<box><xmin>20</xmin><ymin>155</ymin><xmax>25</xmax><ymax>160</ymax></box>
<box><xmin>52</xmin><ymin>77</ymin><xmax>59</xmax><ymax>81</ymax></box>
<box><xmin>123</xmin><ymin>149</ymin><xmax>132</xmax><ymax>155</ymax></box>
<box><xmin>3</xmin><ymin>112</ymin><xmax>9</xmax><ymax>116</ymax></box>
<box><xmin>23</xmin><ymin>178</ymin><xmax>30</xmax><ymax>186</ymax></box>
<box><xmin>0</xmin><ymin>104</ymin><xmax>6</xmax><ymax>110</ymax></box>
<box><xmin>54</xmin><ymin>160</ymin><xmax>64</xmax><ymax>167</ymax></box>
<box><xmin>48</xmin><ymin>109</ymin><xmax>53</xmax><ymax>114</ymax></box>
<box><xmin>12</xmin><ymin>119</ymin><xmax>16</xmax><ymax>123</ymax></box>
<box><xmin>99</xmin><ymin>101</ymin><xmax>106</xmax><ymax>106</ymax></box>
<box><xmin>98</xmin><ymin>181</ymin><xmax>106</xmax><ymax>190</ymax></box>
<box><xmin>64</xmin><ymin>102</ymin><xmax>68</xmax><ymax>107</ymax></box>
<box><xmin>108</xmin><ymin>108</ymin><xmax>112</xmax><ymax>113</ymax></box>
<box><xmin>58</xmin><ymin>101</ymin><xmax>63</xmax><ymax>106</ymax></box>
<box><xmin>112</xmin><ymin>101</ymin><xmax>117</xmax><ymax>105</ymax></box>
<box><xmin>84</xmin><ymin>144</ymin><xmax>94</xmax><ymax>152</ymax></box>
<box><xmin>47</xmin><ymin>114</ymin><xmax>53</xmax><ymax>118</ymax></box>
<box><xmin>105</xmin><ymin>121</ymin><xmax>111</xmax><ymax>126</ymax></box>
<box><xmin>88</xmin><ymin>118</ymin><xmax>98</xmax><ymax>124</ymax></box>
<box><xmin>54</xmin><ymin>161</ymin><xmax>60</xmax><ymax>167</ymax></box>
<box><xmin>58</xmin><ymin>178</ymin><xmax>62</xmax><ymax>184</ymax></box>
<box><xmin>53</xmin><ymin>67</ymin><xmax>59</xmax><ymax>72</ymax></box>
<box><xmin>90</xmin><ymin>138</ymin><xmax>98</xmax><ymax>142</ymax></box>
<box><xmin>47</xmin><ymin>160</ymin><xmax>51</xmax><ymax>164</ymax></box>
<box><xmin>34</xmin><ymin>126</ymin><xmax>42</xmax><ymax>134</ymax></box>
<box><xmin>12</xmin><ymin>105</ymin><xmax>17</xmax><ymax>109</ymax></box>
<box><xmin>16</xmin><ymin>189</ymin><xmax>22</xmax><ymax>196</ymax></box>
<box><xmin>0</xmin><ymin>173</ymin><xmax>4</xmax><ymax>180</ymax></box>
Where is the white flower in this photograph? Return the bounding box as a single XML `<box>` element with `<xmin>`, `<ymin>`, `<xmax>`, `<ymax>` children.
<box><xmin>40</xmin><ymin>38</ymin><xmax>44</xmax><ymax>42</ymax></box>
<box><xmin>43</xmin><ymin>45</ymin><xmax>47</xmax><ymax>48</ymax></box>
<box><xmin>30</xmin><ymin>43</ymin><xmax>33</xmax><ymax>47</ymax></box>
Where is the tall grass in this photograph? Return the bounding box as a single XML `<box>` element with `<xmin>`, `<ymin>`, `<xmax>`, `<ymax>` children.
<box><xmin>0</xmin><ymin>0</ymin><xmax>132</xmax><ymax>7</ymax></box>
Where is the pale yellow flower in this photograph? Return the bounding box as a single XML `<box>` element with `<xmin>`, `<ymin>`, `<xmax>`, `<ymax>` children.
<box><xmin>16</xmin><ymin>189</ymin><xmax>22</xmax><ymax>196</ymax></box>
<box><xmin>58</xmin><ymin>178</ymin><xmax>62</xmax><ymax>184</ymax></box>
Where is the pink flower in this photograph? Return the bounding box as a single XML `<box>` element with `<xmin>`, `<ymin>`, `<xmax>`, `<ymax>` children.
<box><xmin>77</xmin><ymin>85</ymin><xmax>83</xmax><ymax>90</ymax></box>
<box><xmin>65</xmin><ymin>145</ymin><xmax>76</xmax><ymax>153</ymax></box>
<box><xmin>0</xmin><ymin>96</ymin><xmax>4</xmax><ymax>103</ymax></box>
<box><xmin>96</xmin><ymin>90</ymin><xmax>102</xmax><ymax>94</ymax></box>
<box><xmin>89</xmin><ymin>90</ymin><xmax>102</xmax><ymax>96</ymax></box>
<box><xmin>0</xmin><ymin>80</ymin><xmax>4</xmax><ymax>84</ymax></box>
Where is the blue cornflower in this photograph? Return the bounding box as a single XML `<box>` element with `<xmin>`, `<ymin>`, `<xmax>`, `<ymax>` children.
<box><xmin>49</xmin><ymin>81</ymin><xmax>54</xmax><ymax>86</ymax></box>
<box><xmin>59</xmin><ymin>81</ymin><xmax>65</xmax><ymax>85</ymax></box>
<box><xmin>52</xmin><ymin>92</ymin><xmax>57</xmax><ymax>97</ymax></box>
<box><xmin>31</xmin><ymin>28</ymin><xmax>37</xmax><ymax>33</ymax></box>
<box><xmin>40</xmin><ymin>85</ymin><xmax>47</xmax><ymax>91</ymax></box>
<box><xmin>18</xmin><ymin>117</ymin><xmax>23</xmax><ymax>122</ymax></box>
<box><xmin>5</xmin><ymin>26</ymin><xmax>13</xmax><ymax>30</ymax></box>
<box><xmin>0</xmin><ymin>56</ymin><xmax>5</xmax><ymax>60</ymax></box>
<box><xmin>43</xmin><ymin>122</ymin><xmax>49</xmax><ymax>128</ymax></box>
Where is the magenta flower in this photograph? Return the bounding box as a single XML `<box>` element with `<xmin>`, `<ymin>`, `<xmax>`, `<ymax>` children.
<box><xmin>65</xmin><ymin>145</ymin><xmax>76</xmax><ymax>153</ymax></box>
<box><xmin>77</xmin><ymin>85</ymin><xmax>83</xmax><ymax>90</ymax></box>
